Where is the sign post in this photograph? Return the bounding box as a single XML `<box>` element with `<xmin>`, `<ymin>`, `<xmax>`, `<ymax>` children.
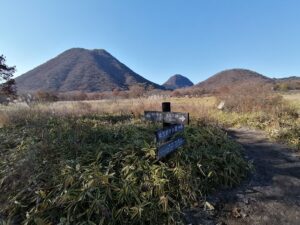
<box><xmin>162</xmin><ymin>102</ymin><xmax>171</xmax><ymax>128</ymax></box>
<box><xmin>144</xmin><ymin>102</ymin><xmax>189</xmax><ymax>160</ymax></box>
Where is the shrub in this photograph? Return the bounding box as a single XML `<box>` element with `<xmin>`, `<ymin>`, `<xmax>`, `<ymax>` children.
<box><xmin>34</xmin><ymin>91</ymin><xmax>58</xmax><ymax>102</ymax></box>
<box><xmin>129</xmin><ymin>84</ymin><xmax>146</xmax><ymax>98</ymax></box>
<box><xmin>217</xmin><ymin>82</ymin><xmax>284</xmax><ymax>114</ymax></box>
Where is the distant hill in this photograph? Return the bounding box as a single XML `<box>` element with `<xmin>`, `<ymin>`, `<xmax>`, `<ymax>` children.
<box><xmin>163</xmin><ymin>74</ymin><xmax>194</xmax><ymax>90</ymax></box>
<box><xmin>276</xmin><ymin>76</ymin><xmax>300</xmax><ymax>81</ymax></box>
<box><xmin>15</xmin><ymin>48</ymin><xmax>163</xmax><ymax>93</ymax></box>
<box><xmin>195</xmin><ymin>69</ymin><xmax>273</xmax><ymax>92</ymax></box>
<box><xmin>274</xmin><ymin>76</ymin><xmax>300</xmax><ymax>91</ymax></box>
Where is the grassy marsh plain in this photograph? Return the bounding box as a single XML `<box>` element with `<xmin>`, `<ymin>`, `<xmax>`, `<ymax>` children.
<box><xmin>0</xmin><ymin>92</ymin><xmax>299</xmax><ymax>224</ymax></box>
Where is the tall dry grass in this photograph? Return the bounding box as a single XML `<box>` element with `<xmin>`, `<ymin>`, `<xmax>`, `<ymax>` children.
<box><xmin>1</xmin><ymin>94</ymin><xmax>298</xmax><ymax>150</ymax></box>
<box><xmin>0</xmin><ymin>97</ymin><xmax>217</xmax><ymax>127</ymax></box>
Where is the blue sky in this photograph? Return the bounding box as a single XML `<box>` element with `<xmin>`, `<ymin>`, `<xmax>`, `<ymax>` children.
<box><xmin>2</xmin><ymin>0</ymin><xmax>300</xmax><ymax>84</ymax></box>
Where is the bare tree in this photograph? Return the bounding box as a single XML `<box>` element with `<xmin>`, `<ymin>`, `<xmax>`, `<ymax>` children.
<box><xmin>129</xmin><ymin>84</ymin><xmax>145</xmax><ymax>98</ymax></box>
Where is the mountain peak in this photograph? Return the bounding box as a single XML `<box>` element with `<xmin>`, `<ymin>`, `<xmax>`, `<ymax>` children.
<box><xmin>163</xmin><ymin>74</ymin><xmax>194</xmax><ymax>90</ymax></box>
<box><xmin>61</xmin><ymin>48</ymin><xmax>110</xmax><ymax>56</ymax></box>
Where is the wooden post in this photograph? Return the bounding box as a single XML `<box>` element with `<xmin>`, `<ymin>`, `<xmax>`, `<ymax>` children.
<box><xmin>162</xmin><ymin>102</ymin><xmax>171</xmax><ymax>128</ymax></box>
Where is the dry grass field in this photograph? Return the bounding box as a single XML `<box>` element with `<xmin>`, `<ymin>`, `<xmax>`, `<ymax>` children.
<box><xmin>0</xmin><ymin>96</ymin><xmax>217</xmax><ymax>127</ymax></box>
<box><xmin>282</xmin><ymin>91</ymin><xmax>300</xmax><ymax>110</ymax></box>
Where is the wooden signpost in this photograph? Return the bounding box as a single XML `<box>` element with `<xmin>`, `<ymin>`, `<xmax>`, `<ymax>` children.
<box><xmin>144</xmin><ymin>102</ymin><xmax>189</xmax><ymax>160</ymax></box>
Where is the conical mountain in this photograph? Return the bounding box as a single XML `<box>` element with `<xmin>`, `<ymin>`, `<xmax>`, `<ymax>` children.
<box><xmin>163</xmin><ymin>74</ymin><xmax>194</xmax><ymax>90</ymax></box>
<box><xmin>16</xmin><ymin>48</ymin><xmax>163</xmax><ymax>93</ymax></box>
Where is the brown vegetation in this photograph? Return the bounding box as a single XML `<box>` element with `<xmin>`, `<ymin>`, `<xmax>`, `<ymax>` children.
<box><xmin>216</xmin><ymin>82</ymin><xmax>283</xmax><ymax>113</ymax></box>
<box><xmin>35</xmin><ymin>91</ymin><xmax>59</xmax><ymax>102</ymax></box>
<box><xmin>274</xmin><ymin>77</ymin><xmax>300</xmax><ymax>91</ymax></box>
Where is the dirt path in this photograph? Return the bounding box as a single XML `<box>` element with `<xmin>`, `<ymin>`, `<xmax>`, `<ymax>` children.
<box><xmin>186</xmin><ymin>128</ymin><xmax>300</xmax><ymax>225</ymax></box>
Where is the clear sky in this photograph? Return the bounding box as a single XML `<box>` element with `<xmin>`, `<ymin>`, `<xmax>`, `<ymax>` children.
<box><xmin>2</xmin><ymin>0</ymin><xmax>300</xmax><ymax>84</ymax></box>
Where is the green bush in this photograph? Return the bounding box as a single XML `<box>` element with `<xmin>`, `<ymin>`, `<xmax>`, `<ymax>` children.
<box><xmin>0</xmin><ymin>115</ymin><xmax>249</xmax><ymax>225</ymax></box>
<box><xmin>274</xmin><ymin>124</ymin><xmax>300</xmax><ymax>150</ymax></box>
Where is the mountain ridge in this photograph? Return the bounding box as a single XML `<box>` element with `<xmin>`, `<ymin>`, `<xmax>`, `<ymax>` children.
<box><xmin>15</xmin><ymin>48</ymin><xmax>300</xmax><ymax>94</ymax></box>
